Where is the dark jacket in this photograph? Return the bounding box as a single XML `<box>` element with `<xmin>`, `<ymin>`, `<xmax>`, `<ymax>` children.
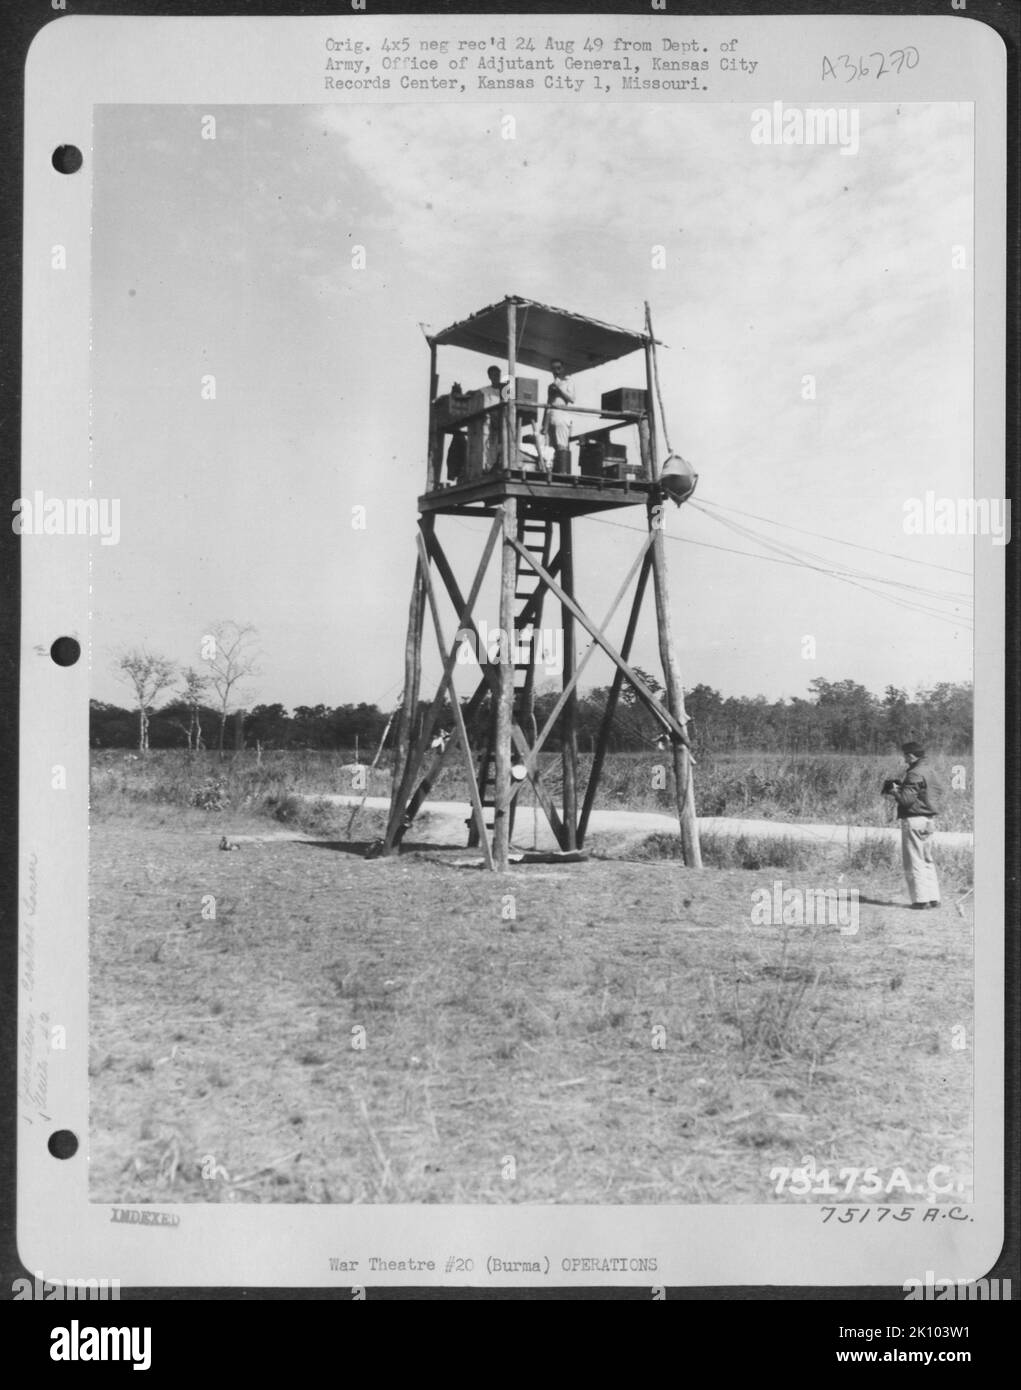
<box><xmin>893</xmin><ymin>760</ymin><xmax>943</xmax><ymax>819</ymax></box>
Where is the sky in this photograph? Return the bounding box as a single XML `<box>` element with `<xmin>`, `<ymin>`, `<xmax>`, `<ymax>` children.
<box><xmin>88</xmin><ymin>100</ymin><xmax>974</xmax><ymax>715</ymax></box>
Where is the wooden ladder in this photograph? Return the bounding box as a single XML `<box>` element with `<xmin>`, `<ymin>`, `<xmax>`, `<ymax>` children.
<box><xmin>467</xmin><ymin>513</ymin><xmax>555</xmax><ymax>847</ymax></box>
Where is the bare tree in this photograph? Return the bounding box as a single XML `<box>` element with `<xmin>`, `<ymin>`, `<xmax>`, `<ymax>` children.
<box><xmin>202</xmin><ymin>622</ymin><xmax>260</xmax><ymax>754</ymax></box>
<box><xmin>114</xmin><ymin>648</ymin><xmax>178</xmax><ymax>752</ymax></box>
<box><xmin>175</xmin><ymin>667</ymin><xmax>209</xmax><ymax>752</ymax></box>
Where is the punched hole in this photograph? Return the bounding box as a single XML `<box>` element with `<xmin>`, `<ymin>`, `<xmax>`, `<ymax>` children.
<box><xmin>50</xmin><ymin>637</ymin><xmax>80</xmax><ymax>667</ymax></box>
<box><xmin>48</xmin><ymin>1130</ymin><xmax>79</xmax><ymax>1160</ymax></box>
<box><xmin>52</xmin><ymin>145</ymin><xmax>83</xmax><ymax>175</ymax></box>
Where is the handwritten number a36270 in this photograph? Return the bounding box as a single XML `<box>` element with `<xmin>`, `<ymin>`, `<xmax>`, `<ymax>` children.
<box><xmin>822</xmin><ymin>48</ymin><xmax>920</xmax><ymax>82</ymax></box>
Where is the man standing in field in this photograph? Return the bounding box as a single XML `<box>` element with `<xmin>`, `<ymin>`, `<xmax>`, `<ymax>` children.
<box><xmin>883</xmin><ymin>741</ymin><xmax>943</xmax><ymax>909</ymax></box>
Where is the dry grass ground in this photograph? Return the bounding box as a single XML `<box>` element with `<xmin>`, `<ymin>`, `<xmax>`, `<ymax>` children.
<box><xmin>89</xmin><ymin>803</ymin><xmax>972</xmax><ymax>1206</ymax></box>
<box><xmin>89</xmin><ymin>747</ymin><xmax>975</xmax><ymax>833</ymax></box>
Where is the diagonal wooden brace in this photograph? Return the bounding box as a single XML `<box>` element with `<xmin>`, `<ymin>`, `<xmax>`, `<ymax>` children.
<box><xmin>416</xmin><ymin>532</ymin><xmax>495</xmax><ymax>869</ymax></box>
<box><xmin>381</xmin><ymin>516</ymin><xmax>500</xmax><ymax>852</ymax></box>
<box><xmin>425</xmin><ymin>528</ymin><xmax>567</xmax><ymax>847</ymax></box>
<box><xmin>510</xmin><ymin>530</ymin><xmax>657</xmax><ymax>799</ymax></box>
<box><xmin>577</xmin><ymin>547</ymin><xmax>654</xmax><ymax>846</ymax></box>
<box><xmin>387</xmin><ymin>534</ymin><xmax>566</xmax><ymax>850</ymax></box>
<box><xmin>508</xmin><ymin>535</ymin><xmax>691</xmax><ymax>747</ymax></box>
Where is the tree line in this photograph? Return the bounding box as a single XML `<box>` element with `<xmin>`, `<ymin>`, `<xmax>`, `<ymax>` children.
<box><xmin>93</xmin><ymin>658</ymin><xmax>972</xmax><ymax>756</ymax></box>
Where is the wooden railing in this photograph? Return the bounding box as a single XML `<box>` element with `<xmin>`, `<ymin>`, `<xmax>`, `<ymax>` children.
<box><xmin>428</xmin><ymin>399</ymin><xmax>650</xmax><ymax>492</ymax></box>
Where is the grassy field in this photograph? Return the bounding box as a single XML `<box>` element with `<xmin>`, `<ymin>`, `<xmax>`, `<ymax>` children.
<box><xmin>90</xmin><ymin>747</ymin><xmax>974</xmax><ymax>833</ymax></box>
<box><xmin>88</xmin><ymin>753</ymin><xmax>973</xmax><ymax>1206</ymax></box>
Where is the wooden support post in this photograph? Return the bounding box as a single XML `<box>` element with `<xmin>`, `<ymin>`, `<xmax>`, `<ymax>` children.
<box><xmin>384</xmin><ymin>543</ymin><xmax>428</xmax><ymax>849</ymax></box>
<box><xmin>558</xmin><ymin>517</ymin><xmax>578</xmax><ymax>848</ymax></box>
<box><xmin>505</xmin><ymin>299</ymin><xmax>517</xmax><ymax>473</ymax></box>
<box><xmin>643</xmin><ymin>308</ymin><xmax>702</xmax><ymax>868</ymax></box>
<box><xmin>649</xmin><ymin>514</ymin><xmax>702</xmax><ymax>867</ymax></box>
<box><xmin>577</xmin><ymin>546</ymin><xmax>653</xmax><ymax>847</ymax></box>
<box><xmin>643</xmin><ymin>337</ymin><xmax>657</xmax><ymax>480</ymax></box>
<box><xmin>493</xmin><ymin>499</ymin><xmax>517</xmax><ymax>868</ymax></box>
<box><xmin>638</xmin><ymin>412</ymin><xmax>652</xmax><ymax>482</ymax></box>
<box><xmin>427</xmin><ymin>339</ymin><xmax>439</xmax><ymax>491</ymax></box>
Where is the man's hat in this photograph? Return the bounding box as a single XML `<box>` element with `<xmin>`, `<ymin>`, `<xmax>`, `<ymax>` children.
<box><xmin>901</xmin><ymin>741</ymin><xmax>925</xmax><ymax>757</ymax></box>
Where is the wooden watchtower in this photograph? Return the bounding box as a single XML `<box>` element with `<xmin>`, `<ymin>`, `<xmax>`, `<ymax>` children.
<box><xmin>377</xmin><ymin>295</ymin><xmax>701</xmax><ymax>870</ymax></box>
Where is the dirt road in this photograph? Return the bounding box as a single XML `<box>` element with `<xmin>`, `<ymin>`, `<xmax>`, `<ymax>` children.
<box><xmin>304</xmin><ymin>794</ymin><xmax>973</xmax><ymax>852</ymax></box>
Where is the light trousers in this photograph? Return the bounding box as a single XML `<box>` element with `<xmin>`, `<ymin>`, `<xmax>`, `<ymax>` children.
<box><xmin>901</xmin><ymin>816</ymin><xmax>940</xmax><ymax>904</ymax></box>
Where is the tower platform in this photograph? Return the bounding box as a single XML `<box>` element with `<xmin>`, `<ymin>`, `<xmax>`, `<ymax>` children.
<box><xmin>419</xmin><ymin>468</ymin><xmax>658</xmax><ymax>519</ymax></box>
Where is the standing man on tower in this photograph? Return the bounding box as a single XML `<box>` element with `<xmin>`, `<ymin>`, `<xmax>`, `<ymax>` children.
<box><xmin>481</xmin><ymin>364</ymin><xmax>508</xmax><ymax>471</ymax></box>
<box><xmin>543</xmin><ymin>358</ymin><xmax>575</xmax><ymax>474</ymax></box>
<box><xmin>883</xmin><ymin>741</ymin><xmax>943</xmax><ymax>909</ymax></box>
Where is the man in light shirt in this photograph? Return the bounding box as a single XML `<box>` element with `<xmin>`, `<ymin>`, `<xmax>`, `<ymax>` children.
<box><xmin>543</xmin><ymin>358</ymin><xmax>575</xmax><ymax>473</ymax></box>
<box><xmin>482</xmin><ymin>364</ymin><xmax>508</xmax><ymax>471</ymax></box>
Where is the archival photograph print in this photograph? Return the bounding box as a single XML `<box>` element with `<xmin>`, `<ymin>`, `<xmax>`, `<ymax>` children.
<box><xmin>84</xmin><ymin>95</ymin><xmax>977</xmax><ymax>1208</ymax></box>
